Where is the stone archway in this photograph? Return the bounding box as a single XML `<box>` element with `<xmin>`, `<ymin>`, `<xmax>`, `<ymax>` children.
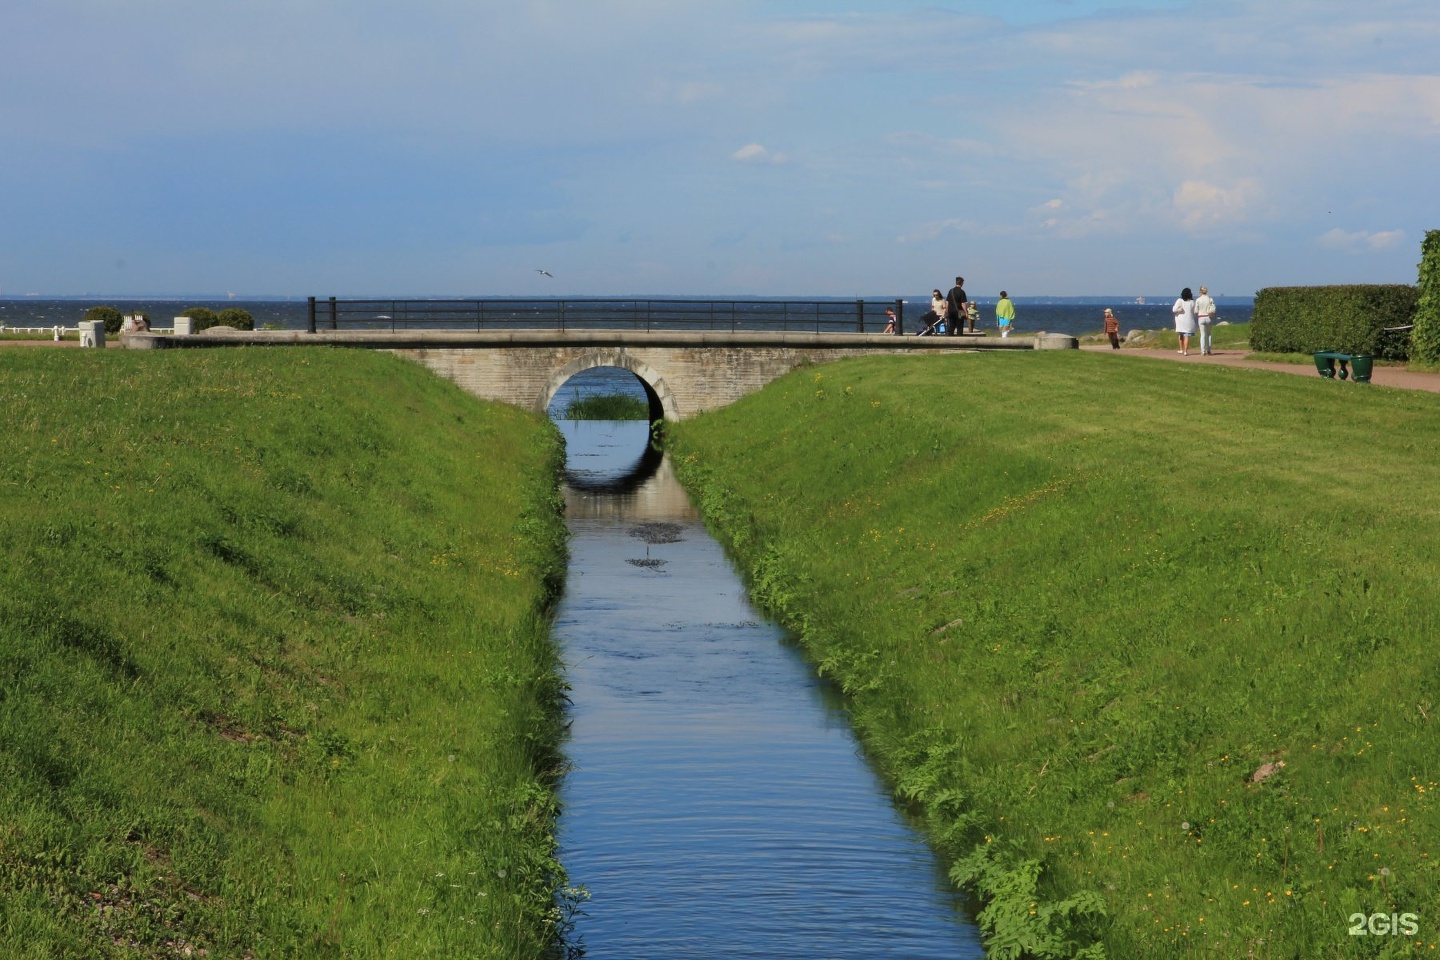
<box><xmin>538</xmin><ymin>349</ymin><xmax>679</xmax><ymax>421</ymax></box>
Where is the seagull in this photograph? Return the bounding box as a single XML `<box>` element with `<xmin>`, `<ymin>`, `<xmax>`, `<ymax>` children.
<box><xmin>536</xmin><ymin>268</ymin><xmax>554</xmax><ymax>278</ymax></box>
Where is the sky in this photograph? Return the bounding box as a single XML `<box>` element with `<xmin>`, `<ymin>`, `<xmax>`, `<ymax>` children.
<box><xmin>2</xmin><ymin>0</ymin><xmax>1437</xmax><ymax>298</ymax></box>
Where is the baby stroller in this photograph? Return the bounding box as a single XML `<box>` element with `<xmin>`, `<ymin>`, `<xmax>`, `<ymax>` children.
<box><xmin>916</xmin><ymin>311</ymin><xmax>947</xmax><ymax>336</ymax></box>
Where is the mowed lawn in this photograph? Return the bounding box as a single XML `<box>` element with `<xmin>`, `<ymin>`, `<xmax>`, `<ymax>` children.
<box><xmin>0</xmin><ymin>348</ymin><xmax>570</xmax><ymax>959</ymax></box>
<box><xmin>671</xmin><ymin>351</ymin><xmax>1440</xmax><ymax>959</ymax></box>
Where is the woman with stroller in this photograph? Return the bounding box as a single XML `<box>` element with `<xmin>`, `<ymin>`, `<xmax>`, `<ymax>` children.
<box><xmin>917</xmin><ymin>289</ymin><xmax>948</xmax><ymax>335</ymax></box>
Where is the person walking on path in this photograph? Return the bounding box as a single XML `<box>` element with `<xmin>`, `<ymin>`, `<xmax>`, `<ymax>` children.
<box><xmin>883</xmin><ymin>307</ymin><xmax>898</xmax><ymax>334</ymax></box>
<box><xmin>1172</xmin><ymin>287</ymin><xmax>1197</xmax><ymax>356</ymax></box>
<box><xmin>945</xmin><ymin>277</ymin><xmax>968</xmax><ymax>336</ymax></box>
<box><xmin>1195</xmin><ymin>286</ymin><xmax>1216</xmax><ymax>354</ymax></box>
<box><xmin>995</xmin><ymin>291</ymin><xmax>1016</xmax><ymax>337</ymax></box>
<box><xmin>1103</xmin><ymin>308</ymin><xmax>1121</xmax><ymax>350</ymax></box>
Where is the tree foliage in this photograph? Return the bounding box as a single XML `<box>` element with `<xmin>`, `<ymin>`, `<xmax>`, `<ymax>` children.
<box><xmin>1412</xmin><ymin>230</ymin><xmax>1440</xmax><ymax>365</ymax></box>
<box><xmin>83</xmin><ymin>305</ymin><xmax>124</xmax><ymax>335</ymax></box>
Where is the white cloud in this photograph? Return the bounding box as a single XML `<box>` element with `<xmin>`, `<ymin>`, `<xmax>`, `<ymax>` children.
<box><xmin>1318</xmin><ymin>228</ymin><xmax>1405</xmax><ymax>251</ymax></box>
<box><xmin>732</xmin><ymin>143</ymin><xmax>788</xmax><ymax>164</ymax></box>
<box><xmin>1172</xmin><ymin>179</ymin><xmax>1263</xmax><ymax>231</ymax></box>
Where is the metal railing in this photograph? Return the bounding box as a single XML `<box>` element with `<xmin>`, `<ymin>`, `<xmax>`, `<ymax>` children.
<box><xmin>306</xmin><ymin>297</ymin><xmax>908</xmax><ymax>335</ymax></box>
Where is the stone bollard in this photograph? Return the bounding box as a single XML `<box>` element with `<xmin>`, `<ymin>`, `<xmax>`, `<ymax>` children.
<box><xmin>1033</xmin><ymin>333</ymin><xmax>1079</xmax><ymax>350</ymax></box>
<box><xmin>173</xmin><ymin>316</ymin><xmax>194</xmax><ymax>335</ymax></box>
<box><xmin>78</xmin><ymin>320</ymin><xmax>106</xmax><ymax>348</ymax></box>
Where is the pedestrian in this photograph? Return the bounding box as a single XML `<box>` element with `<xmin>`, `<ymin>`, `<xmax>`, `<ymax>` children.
<box><xmin>883</xmin><ymin>308</ymin><xmax>898</xmax><ymax>334</ymax></box>
<box><xmin>1195</xmin><ymin>285</ymin><xmax>1216</xmax><ymax>355</ymax></box>
<box><xmin>945</xmin><ymin>277</ymin><xmax>968</xmax><ymax>336</ymax></box>
<box><xmin>1103</xmin><ymin>308</ymin><xmax>1121</xmax><ymax>350</ymax></box>
<box><xmin>1172</xmin><ymin>287</ymin><xmax>1197</xmax><ymax>356</ymax></box>
<box><xmin>995</xmin><ymin>291</ymin><xmax>1015</xmax><ymax>337</ymax></box>
<box><xmin>917</xmin><ymin>289</ymin><xmax>947</xmax><ymax>336</ymax></box>
<box><xmin>967</xmin><ymin>301</ymin><xmax>980</xmax><ymax>332</ymax></box>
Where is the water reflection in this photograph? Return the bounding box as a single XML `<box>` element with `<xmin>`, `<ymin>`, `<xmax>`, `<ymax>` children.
<box><xmin>554</xmin><ymin>419</ymin><xmax>983</xmax><ymax>959</ymax></box>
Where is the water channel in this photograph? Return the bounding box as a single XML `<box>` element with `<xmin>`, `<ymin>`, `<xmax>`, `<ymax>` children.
<box><xmin>551</xmin><ymin>373</ymin><xmax>984</xmax><ymax>959</ymax></box>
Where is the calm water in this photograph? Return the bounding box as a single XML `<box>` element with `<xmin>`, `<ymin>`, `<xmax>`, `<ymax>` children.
<box><xmin>0</xmin><ymin>296</ymin><xmax>1251</xmax><ymax>339</ymax></box>
<box><xmin>553</xmin><ymin>417</ymin><xmax>984</xmax><ymax>959</ymax></box>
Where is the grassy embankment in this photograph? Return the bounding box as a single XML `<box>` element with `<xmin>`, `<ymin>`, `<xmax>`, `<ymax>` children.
<box><xmin>671</xmin><ymin>352</ymin><xmax>1440</xmax><ymax>958</ymax></box>
<box><xmin>0</xmin><ymin>348</ymin><xmax>571</xmax><ymax>958</ymax></box>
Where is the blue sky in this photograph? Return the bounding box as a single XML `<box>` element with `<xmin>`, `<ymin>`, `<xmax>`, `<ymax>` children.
<box><xmin>2</xmin><ymin>0</ymin><xmax>1437</xmax><ymax>297</ymax></box>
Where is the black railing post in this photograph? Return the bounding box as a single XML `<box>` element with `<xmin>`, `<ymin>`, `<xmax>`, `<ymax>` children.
<box><xmin>558</xmin><ymin>300</ymin><xmax>566</xmax><ymax>332</ymax></box>
<box><xmin>328</xmin><ymin>297</ymin><xmax>337</xmax><ymax>331</ymax></box>
<box><xmin>894</xmin><ymin>298</ymin><xmax>904</xmax><ymax>335</ymax></box>
<box><xmin>856</xmin><ymin>298</ymin><xmax>865</xmax><ymax>333</ymax></box>
<box><xmin>307</xmin><ymin>297</ymin><xmax>316</xmax><ymax>334</ymax></box>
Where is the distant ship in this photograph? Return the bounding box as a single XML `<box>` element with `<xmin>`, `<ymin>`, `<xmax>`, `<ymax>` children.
<box><xmin>1133</xmin><ymin>296</ymin><xmax>1146</xmax><ymax>305</ymax></box>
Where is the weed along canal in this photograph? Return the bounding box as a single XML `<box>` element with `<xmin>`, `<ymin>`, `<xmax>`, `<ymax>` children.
<box><xmin>551</xmin><ymin>407</ymin><xmax>983</xmax><ymax>955</ymax></box>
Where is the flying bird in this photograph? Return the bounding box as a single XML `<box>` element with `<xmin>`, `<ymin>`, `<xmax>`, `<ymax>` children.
<box><xmin>536</xmin><ymin>269</ymin><xmax>554</xmax><ymax>278</ymax></box>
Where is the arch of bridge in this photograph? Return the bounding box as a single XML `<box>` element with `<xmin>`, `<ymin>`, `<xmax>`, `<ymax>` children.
<box><xmin>538</xmin><ymin>349</ymin><xmax>679</xmax><ymax>422</ymax></box>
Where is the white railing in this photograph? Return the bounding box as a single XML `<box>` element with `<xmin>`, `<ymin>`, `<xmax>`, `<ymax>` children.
<box><xmin>0</xmin><ymin>324</ymin><xmax>178</xmax><ymax>339</ymax></box>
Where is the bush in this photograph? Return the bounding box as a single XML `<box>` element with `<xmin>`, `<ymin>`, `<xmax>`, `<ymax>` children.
<box><xmin>181</xmin><ymin>307</ymin><xmax>219</xmax><ymax>332</ymax></box>
<box><xmin>216</xmin><ymin>308</ymin><xmax>254</xmax><ymax>331</ymax></box>
<box><xmin>84</xmin><ymin>305</ymin><xmax>124</xmax><ymax>335</ymax></box>
<box><xmin>1413</xmin><ymin>231</ymin><xmax>1440</xmax><ymax>366</ymax></box>
<box><xmin>181</xmin><ymin>307</ymin><xmax>253</xmax><ymax>332</ymax></box>
<box><xmin>1250</xmin><ymin>284</ymin><xmax>1418</xmax><ymax>360</ymax></box>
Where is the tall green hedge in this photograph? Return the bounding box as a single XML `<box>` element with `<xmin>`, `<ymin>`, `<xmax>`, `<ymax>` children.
<box><xmin>1413</xmin><ymin>230</ymin><xmax>1440</xmax><ymax>365</ymax></box>
<box><xmin>83</xmin><ymin>304</ymin><xmax>124</xmax><ymax>335</ymax></box>
<box><xmin>1250</xmin><ymin>284</ymin><xmax>1418</xmax><ymax>359</ymax></box>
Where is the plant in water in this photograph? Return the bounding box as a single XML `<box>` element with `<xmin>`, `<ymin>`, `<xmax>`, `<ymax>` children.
<box><xmin>562</xmin><ymin>392</ymin><xmax>649</xmax><ymax>420</ymax></box>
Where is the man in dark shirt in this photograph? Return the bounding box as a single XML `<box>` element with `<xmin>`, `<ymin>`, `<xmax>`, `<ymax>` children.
<box><xmin>945</xmin><ymin>277</ymin><xmax>968</xmax><ymax>335</ymax></box>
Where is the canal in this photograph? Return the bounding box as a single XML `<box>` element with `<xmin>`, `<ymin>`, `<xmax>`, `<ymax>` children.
<box><xmin>552</xmin><ymin>383</ymin><xmax>984</xmax><ymax>958</ymax></box>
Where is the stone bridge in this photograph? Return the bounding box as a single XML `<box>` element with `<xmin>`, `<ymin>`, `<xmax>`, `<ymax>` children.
<box><xmin>132</xmin><ymin>329</ymin><xmax>1074</xmax><ymax>421</ymax></box>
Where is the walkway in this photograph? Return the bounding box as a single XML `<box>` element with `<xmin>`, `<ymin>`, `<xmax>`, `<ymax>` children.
<box><xmin>1080</xmin><ymin>344</ymin><xmax>1440</xmax><ymax>394</ymax></box>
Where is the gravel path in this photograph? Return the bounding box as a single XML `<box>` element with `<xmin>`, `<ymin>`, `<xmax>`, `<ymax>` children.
<box><xmin>1080</xmin><ymin>344</ymin><xmax>1440</xmax><ymax>393</ymax></box>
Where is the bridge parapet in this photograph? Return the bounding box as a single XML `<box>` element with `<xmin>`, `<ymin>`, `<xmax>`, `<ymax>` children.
<box><xmin>122</xmin><ymin>329</ymin><xmax>1070</xmax><ymax>420</ymax></box>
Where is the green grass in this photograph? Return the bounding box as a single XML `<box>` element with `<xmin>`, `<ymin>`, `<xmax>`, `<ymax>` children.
<box><xmin>671</xmin><ymin>352</ymin><xmax>1440</xmax><ymax>959</ymax></box>
<box><xmin>0</xmin><ymin>331</ymin><xmax>75</xmax><ymax>341</ymax></box>
<box><xmin>1102</xmin><ymin>321</ymin><xmax>1253</xmax><ymax>353</ymax></box>
<box><xmin>0</xmin><ymin>347</ymin><xmax>571</xmax><ymax>958</ymax></box>
<box><xmin>560</xmin><ymin>392</ymin><xmax>649</xmax><ymax>420</ymax></box>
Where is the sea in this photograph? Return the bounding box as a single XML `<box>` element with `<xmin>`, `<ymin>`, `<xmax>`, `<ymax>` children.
<box><xmin>0</xmin><ymin>294</ymin><xmax>1252</xmax><ymax>339</ymax></box>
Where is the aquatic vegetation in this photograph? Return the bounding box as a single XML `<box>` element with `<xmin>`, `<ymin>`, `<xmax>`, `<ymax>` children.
<box><xmin>562</xmin><ymin>392</ymin><xmax>649</xmax><ymax>420</ymax></box>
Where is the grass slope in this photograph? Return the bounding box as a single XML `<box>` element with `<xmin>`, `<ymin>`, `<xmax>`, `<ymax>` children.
<box><xmin>671</xmin><ymin>351</ymin><xmax>1440</xmax><ymax>959</ymax></box>
<box><xmin>0</xmin><ymin>347</ymin><xmax>570</xmax><ymax>958</ymax></box>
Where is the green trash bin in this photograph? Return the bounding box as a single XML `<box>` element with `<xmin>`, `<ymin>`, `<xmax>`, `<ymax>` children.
<box><xmin>1350</xmin><ymin>355</ymin><xmax>1373</xmax><ymax>383</ymax></box>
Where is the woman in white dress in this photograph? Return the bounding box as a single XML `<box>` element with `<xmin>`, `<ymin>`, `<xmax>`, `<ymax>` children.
<box><xmin>1172</xmin><ymin>287</ymin><xmax>1197</xmax><ymax>356</ymax></box>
